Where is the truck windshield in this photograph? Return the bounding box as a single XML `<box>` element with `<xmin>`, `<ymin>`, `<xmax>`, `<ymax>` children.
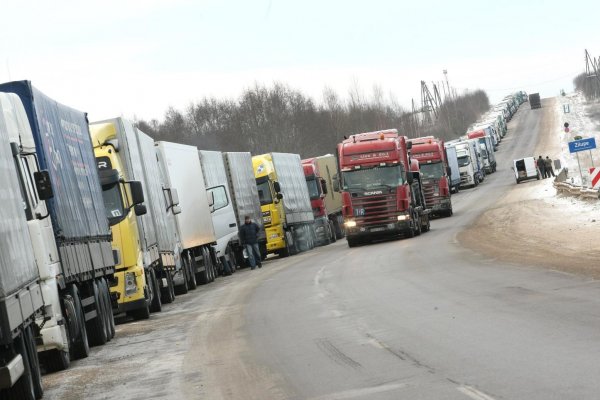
<box><xmin>457</xmin><ymin>155</ymin><xmax>471</xmax><ymax>167</ymax></box>
<box><xmin>342</xmin><ymin>165</ymin><xmax>404</xmax><ymax>190</ymax></box>
<box><xmin>256</xmin><ymin>179</ymin><xmax>273</xmax><ymax>206</ymax></box>
<box><xmin>419</xmin><ymin>162</ymin><xmax>444</xmax><ymax>179</ymax></box>
<box><xmin>102</xmin><ymin>183</ymin><xmax>126</xmax><ymax>225</ymax></box>
<box><xmin>306</xmin><ymin>178</ymin><xmax>320</xmax><ymax>200</ymax></box>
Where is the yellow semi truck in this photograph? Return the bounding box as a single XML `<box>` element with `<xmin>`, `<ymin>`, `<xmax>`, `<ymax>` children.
<box><xmin>90</xmin><ymin>118</ymin><xmax>181</xmax><ymax>320</ymax></box>
<box><xmin>252</xmin><ymin>153</ymin><xmax>315</xmax><ymax>257</ymax></box>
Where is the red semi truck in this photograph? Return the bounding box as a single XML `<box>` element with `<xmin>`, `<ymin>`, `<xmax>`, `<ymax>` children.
<box><xmin>301</xmin><ymin>156</ymin><xmax>341</xmax><ymax>246</ymax></box>
<box><xmin>407</xmin><ymin>136</ymin><xmax>453</xmax><ymax>217</ymax></box>
<box><xmin>337</xmin><ymin>129</ymin><xmax>422</xmax><ymax>247</ymax></box>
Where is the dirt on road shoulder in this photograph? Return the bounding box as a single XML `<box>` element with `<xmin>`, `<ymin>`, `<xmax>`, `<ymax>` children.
<box><xmin>459</xmin><ymin>98</ymin><xmax>600</xmax><ymax>279</ymax></box>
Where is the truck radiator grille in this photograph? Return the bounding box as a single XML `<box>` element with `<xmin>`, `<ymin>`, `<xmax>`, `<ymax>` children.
<box><xmin>422</xmin><ymin>184</ymin><xmax>440</xmax><ymax>207</ymax></box>
<box><xmin>351</xmin><ymin>194</ymin><xmax>397</xmax><ymax>225</ymax></box>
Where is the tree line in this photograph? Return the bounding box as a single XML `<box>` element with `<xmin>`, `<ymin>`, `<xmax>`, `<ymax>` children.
<box><xmin>573</xmin><ymin>72</ymin><xmax>600</xmax><ymax>100</ymax></box>
<box><xmin>136</xmin><ymin>83</ymin><xmax>490</xmax><ymax>158</ymax></box>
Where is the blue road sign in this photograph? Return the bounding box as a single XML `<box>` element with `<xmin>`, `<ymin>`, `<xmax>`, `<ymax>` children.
<box><xmin>568</xmin><ymin>137</ymin><xmax>596</xmax><ymax>153</ymax></box>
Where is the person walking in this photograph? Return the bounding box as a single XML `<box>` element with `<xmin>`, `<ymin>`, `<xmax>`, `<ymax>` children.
<box><xmin>537</xmin><ymin>155</ymin><xmax>546</xmax><ymax>179</ymax></box>
<box><xmin>239</xmin><ymin>215</ymin><xmax>262</xmax><ymax>270</ymax></box>
<box><xmin>545</xmin><ymin>156</ymin><xmax>555</xmax><ymax>178</ymax></box>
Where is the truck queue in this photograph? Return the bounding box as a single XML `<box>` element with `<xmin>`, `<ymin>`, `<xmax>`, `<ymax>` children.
<box><xmin>0</xmin><ymin>80</ymin><xmax>527</xmax><ymax>399</ymax></box>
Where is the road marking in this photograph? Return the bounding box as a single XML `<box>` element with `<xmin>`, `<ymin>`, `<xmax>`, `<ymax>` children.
<box><xmin>457</xmin><ymin>385</ymin><xmax>497</xmax><ymax>400</ymax></box>
<box><xmin>314</xmin><ymin>265</ymin><xmax>326</xmax><ymax>286</ymax></box>
<box><xmin>308</xmin><ymin>382</ymin><xmax>408</xmax><ymax>400</ymax></box>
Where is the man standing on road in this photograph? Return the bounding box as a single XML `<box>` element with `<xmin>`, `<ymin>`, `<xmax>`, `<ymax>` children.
<box><xmin>537</xmin><ymin>155</ymin><xmax>546</xmax><ymax>179</ymax></box>
<box><xmin>239</xmin><ymin>216</ymin><xmax>262</xmax><ymax>270</ymax></box>
<box><xmin>545</xmin><ymin>156</ymin><xmax>555</xmax><ymax>178</ymax></box>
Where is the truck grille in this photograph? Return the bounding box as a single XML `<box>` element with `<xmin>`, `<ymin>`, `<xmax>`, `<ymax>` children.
<box><xmin>422</xmin><ymin>183</ymin><xmax>440</xmax><ymax>207</ymax></box>
<box><xmin>351</xmin><ymin>193</ymin><xmax>397</xmax><ymax>226</ymax></box>
<box><xmin>460</xmin><ymin>172</ymin><xmax>469</xmax><ymax>185</ymax></box>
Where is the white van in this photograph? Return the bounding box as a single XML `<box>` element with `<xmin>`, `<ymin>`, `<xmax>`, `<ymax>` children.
<box><xmin>513</xmin><ymin>157</ymin><xmax>540</xmax><ymax>183</ymax></box>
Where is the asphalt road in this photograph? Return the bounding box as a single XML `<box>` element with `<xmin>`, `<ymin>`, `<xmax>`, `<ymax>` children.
<box><xmin>44</xmin><ymin>100</ymin><xmax>600</xmax><ymax>400</ymax></box>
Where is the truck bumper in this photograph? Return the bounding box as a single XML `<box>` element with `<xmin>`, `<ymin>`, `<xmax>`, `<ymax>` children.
<box><xmin>110</xmin><ymin>267</ymin><xmax>147</xmax><ymax>312</ymax></box>
<box><xmin>430</xmin><ymin>198</ymin><xmax>452</xmax><ymax>213</ymax></box>
<box><xmin>265</xmin><ymin>225</ymin><xmax>286</xmax><ymax>253</ymax></box>
<box><xmin>346</xmin><ymin>220</ymin><xmax>412</xmax><ymax>239</ymax></box>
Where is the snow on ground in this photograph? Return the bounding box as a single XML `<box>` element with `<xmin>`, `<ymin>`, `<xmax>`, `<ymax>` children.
<box><xmin>555</xmin><ymin>92</ymin><xmax>600</xmax><ymax>186</ymax></box>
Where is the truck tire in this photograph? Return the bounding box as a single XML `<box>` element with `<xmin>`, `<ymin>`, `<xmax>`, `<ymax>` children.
<box><xmin>197</xmin><ymin>247</ymin><xmax>211</xmax><ymax>284</ymax></box>
<box><xmin>99</xmin><ymin>278</ymin><xmax>115</xmax><ymax>340</ymax></box>
<box><xmin>23</xmin><ymin>326</ymin><xmax>43</xmax><ymax>399</ymax></box>
<box><xmin>39</xmin><ymin>348</ymin><xmax>70</xmax><ymax>373</ymax></box>
<box><xmin>161</xmin><ymin>272</ymin><xmax>175</xmax><ymax>304</ymax></box>
<box><xmin>128</xmin><ymin>302</ymin><xmax>150</xmax><ymax>320</ymax></box>
<box><xmin>2</xmin><ymin>332</ymin><xmax>36</xmax><ymax>400</ymax></box>
<box><xmin>414</xmin><ymin>217</ymin><xmax>422</xmax><ymax>236</ymax></box>
<box><xmin>329</xmin><ymin>221</ymin><xmax>336</xmax><ymax>243</ymax></box>
<box><xmin>175</xmin><ymin>263</ymin><xmax>190</xmax><ymax>294</ymax></box>
<box><xmin>70</xmin><ymin>286</ymin><xmax>90</xmax><ymax>360</ymax></box>
<box><xmin>87</xmin><ymin>281</ymin><xmax>108</xmax><ymax>346</ymax></box>
<box><xmin>149</xmin><ymin>269</ymin><xmax>162</xmax><ymax>313</ymax></box>
<box><xmin>208</xmin><ymin>250</ymin><xmax>217</xmax><ymax>282</ymax></box>
<box><xmin>187</xmin><ymin>257</ymin><xmax>198</xmax><ymax>290</ymax></box>
<box><xmin>347</xmin><ymin>237</ymin><xmax>359</xmax><ymax>248</ymax></box>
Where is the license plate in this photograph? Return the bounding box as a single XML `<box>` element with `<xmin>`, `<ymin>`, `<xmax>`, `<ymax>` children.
<box><xmin>370</xmin><ymin>227</ymin><xmax>386</xmax><ymax>232</ymax></box>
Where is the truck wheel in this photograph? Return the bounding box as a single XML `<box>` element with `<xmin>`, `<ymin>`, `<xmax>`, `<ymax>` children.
<box><xmin>187</xmin><ymin>257</ymin><xmax>198</xmax><ymax>290</ymax></box>
<box><xmin>347</xmin><ymin>238</ymin><xmax>359</xmax><ymax>248</ymax></box>
<box><xmin>87</xmin><ymin>281</ymin><xmax>108</xmax><ymax>346</ymax></box>
<box><xmin>209</xmin><ymin>251</ymin><xmax>217</xmax><ymax>282</ymax></box>
<box><xmin>149</xmin><ymin>269</ymin><xmax>162</xmax><ymax>313</ymax></box>
<box><xmin>196</xmin><ymin>249</ymin><xmax>210</xmax><ymax>284</ymax></box>
<box><xmin>414</xmin><ymin>218</ymin><xmax>422</xmax><ymax>236</ymax></box>
<box><xmin>99</xmin><ymin>278</ymin><xmax>115</xmax><ymax>340</ymax></box>
<box><xmin>71</xmin><ymin>285</ymin><xmax>90</xmax><ymax>359</ymax></box>
<box><xmin>161</xmin><ymin>272</ymin><xmax>175</xmax><ymax>303</ymax></box>
<box><xmin>128</xmin><ymin>302</ymin><xmax>150</xmax><ymax>320</ymax></box>
<box><xmin>39</xmin><ymin>348</ymin><xmax>70</xmax><ymax>373</ymax></box>
<box><xmin>175</xmin><ymin>262</ymin><xmax>190</xmax><ymax>294</ymax></box>
<box><xmin>279</xmin><ymin>244</ymin><xmax>290</xmax><ymax>258</ymax></box>
<box><xmin>2</xmin><ymin>332</ymin><xmax>35</xmax><ymax>400</ymax></box>
<box><xmin>23</xmin><ymin>325</ymin><xmax>43</xmax><ymax>399</ymax></box>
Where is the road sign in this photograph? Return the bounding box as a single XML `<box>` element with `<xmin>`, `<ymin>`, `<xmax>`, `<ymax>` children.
<box><xmin>568</xmin><ymin>137</ymin><xmax>596</xmax><ymax>153</ymax></box>
<box><xmin>590</xmin><ymin>168</ymin><xmax>600</xmax><ymax>189</ymax></box>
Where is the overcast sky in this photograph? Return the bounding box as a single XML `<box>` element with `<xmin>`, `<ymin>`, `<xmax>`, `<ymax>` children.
<box><xmin>1</xmin><ymin>0</ymin><xmax>598</xmax><ymax>122</ymax></box>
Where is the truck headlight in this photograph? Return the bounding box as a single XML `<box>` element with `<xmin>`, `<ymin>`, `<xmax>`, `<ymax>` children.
<box><xmin>124</xmin><ymin>272</ymin><xmax>137</xmax><ymax>296</ymax></box>
<box><xmin>345</xmin><ymin>220</ymin><xmax>357</xmax><ymax>228</ymax></box>
<box><xmin>397</xmin><ymin>215</ymin><xmax>410</xmax><ymax>221</ymax></box>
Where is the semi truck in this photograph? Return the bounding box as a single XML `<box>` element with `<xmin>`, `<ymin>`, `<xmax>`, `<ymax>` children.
<box><xmin>198</xmin><ymin>150</ymin><xmax>239</xmax><ymax>275</ymax></box>
<box><xmin>156</xmin><ymin>141</ymin><xmax>218</xmax><ymax>285</ymax></box>
<box><xmin>446</xmin><ymin>139</ymin><xmax>484</xmax><ymax>189</ymax></box>
<box><xmin>0</xmin><ymin>82</ymin><xmax>116</xmax><ymax>383</ymax></box>
<box><xmin>445</xmin><ymin>145</ymin><xmax>461</xmax><ymax>193</ymax></box>
<box><xmin>224</xmin><ymin>152</ymin><xmax>267</xmax><ymax>263</ymax></box>
<box><xmin>529</xmin><ymin>93</ymin><xmax>541</xmax><ymax>109</ymax></box>
<box><xmin>90</xmin><ymin>118</ymin><xmax>182</xmax><ymax>320</ymax></box>
<box><xmin>0</xmin><ymin>93</ymin><xmax>46</xmax><ymax>399</ymax></box>
<box><xmin>337</xmin><ymin>129</ymin><xmax>422</xmax><ymax>246</ymax></box>
<box><xmin>301</xmin><ymin>156</ymin><xmax>343</xmax><ymax>245</ymax></box>
<box><xmin>407</xmin><ymin>137</ymin><xmax>453</xmax><ymax>217</ymax></box>
<box><xmin>409</xmin><ymin>159</ymin><xmax>431</xmax><ymax>233</ymax></box>
<box><xmin>467</xmin><ymin>130</ymin><xmax>497</xmax><ymax>174</ymax></box>
<box><xmin>252</xmin><ymin>153</ymin><xmax>315</xmax><ymax>257</ymax></box>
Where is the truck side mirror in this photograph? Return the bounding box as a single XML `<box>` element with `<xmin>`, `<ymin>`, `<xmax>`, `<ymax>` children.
<box><xmin>407</xmin><ymin>173</ymin><xmax>414</xmax><ymax>185</ymax></box>
<box><xmin>129</xmin><ymin>181</ymin><xmax>145</xmax><ymax>205</ymax></box>
<box><xmin>273</xmin><ymin>181</ymin><xmax>281</xmax><ymax>193</ymax></box>
<box><xmin>172</xmin><ymin>205</ymin><xmax>182</xmax><ymax>215</ymax></box>
<box><xmin>34</xmin><ymin>170</ymin><xmax>54</xmax><ymax>201</ymax></box>
<box><xmin>276</xmin><ymin>193</ymin><xmax>283</xmax><ymax>200</ymax></box>
<box><xmin>446</xmin><ymin>166</ymin><xmax>451</xmax><ymax>177</ymax></box>
<box><xmin>332</xmin><ymin>174</ymin><xmax>340</xmax><ymax>192</ymax></box>
<box><xmin>406</xmin><ymin>142</ymin><xmax>413</xmax><ymax>150</ymax></box>
<box><xmin>134</xmin><ymin>204</ymin><xmax>147</xmax><ymax>216</ymax></box>
<box><xmin>207</xmin><ymin>190</ymin><xmax>215</xmax><ymax>209</ymax></box>
<box><xmin>320</xmin><ymin>178</ymin><xmax>328</xmax><ymax>195</ymax></box>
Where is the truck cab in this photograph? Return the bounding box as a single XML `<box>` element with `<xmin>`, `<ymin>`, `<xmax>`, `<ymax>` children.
<box><xmin>448</xmin><ymin>140</ymin><xmax>480</xmax><ymax>189</ymax></box>
<box><xmin>407</xmin><ymin>137</ymin><xmax>453</xmax><ymax>217</ymax></box>
<box><xmin>338</xmin><ymin>129</ymin><xmax>420</xmax><ymax>246</ymax></box>
<box><xmin>90</xmin><ymin>123</ymin><xmax>154</xmax><ymax>320</ymax></box>
<box><xmin>467</xmin><ymin>130</ymin><xmax>497</xmax><ymax>174</ymax></box>
<box><xmin>302</xmin><ymin>158</ymin><xmax>334</xmax><ymax>246</ymax></box>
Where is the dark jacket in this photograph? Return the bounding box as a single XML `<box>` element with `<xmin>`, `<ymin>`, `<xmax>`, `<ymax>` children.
<box><xmin>239</xmin><ymin>222</ymin><xmax>260</xmax><ymax>245</ymax></box>
<box><xmin>537</xmin><ymin>158</ymin><xmax>546</xmax><ymax>171</ymax></box>
<box><xmin>544</xmin><ymin>158</ymin><xmax>553</xmax><ymax>169</ymax></box>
